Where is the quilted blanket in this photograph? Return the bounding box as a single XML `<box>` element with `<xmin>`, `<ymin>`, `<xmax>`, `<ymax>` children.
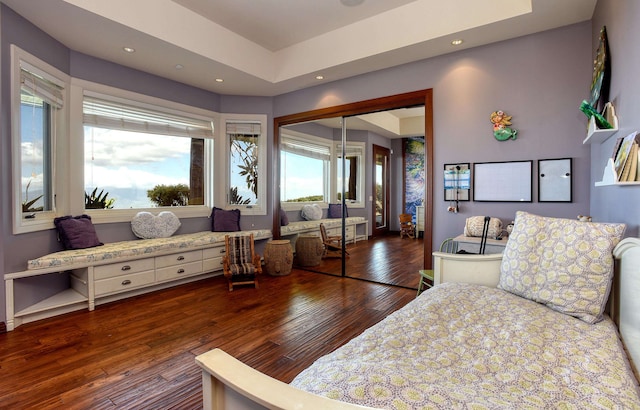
<box><xmin>291</xmin><ymin>283</ymin><xmax>640</xmax><ymax>409</ymax></box>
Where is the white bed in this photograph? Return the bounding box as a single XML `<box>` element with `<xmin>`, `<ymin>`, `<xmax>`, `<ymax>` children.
<box><xmin>195</xmin><ymin>213</ymin><xmax>640</xmax><ymax>409</ymax></box>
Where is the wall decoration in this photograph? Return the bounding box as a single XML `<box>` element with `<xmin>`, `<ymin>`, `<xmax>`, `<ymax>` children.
<box><xmin>403</xmin><ymin>136</ymin><xmax>425</xmax><ymax>216</ymax></box>
<box><xmin>444</xmin><ymin>163</ymin><xmax>470</xmax><ymax>201</ymax></box>
<box><xmin>538</xmin><ymin>158</ymin><xmax>572</xmax><ymax>202</ymax></box>
<box><xmin>590</xmin><ymin>26</ymin><xmax>611</xmax><ymax>113</ymax></box>
<box><xmin>473</xmin><ymin>160</ymin><xmax>532</xmax><ymax>202</ymax></box>
<box><xmin>579</xmin><ymin>26</ymin><xmax>611</xmax><ymax>128</ymax></box>
<box><xmin>444</xmin><ymin>163</ymin><xmax>470</xmax><ymax>213</ymax></box>
<box><xmin>490</xmin><ymin>110</ymin><xmax>518</xmax><ymax>141</ymax></box>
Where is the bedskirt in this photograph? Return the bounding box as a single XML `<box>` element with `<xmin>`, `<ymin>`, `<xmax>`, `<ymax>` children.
<box><xmin>291</xmin><ymin>283</ymin><xmax>640</xmax><ymax>409</ymax></box>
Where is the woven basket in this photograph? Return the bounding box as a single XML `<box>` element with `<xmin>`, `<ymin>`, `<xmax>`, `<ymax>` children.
<box><xmin>264</xmin><ymin>240</ymin><xmax>293</xmax><ymax>276</ymax></box>
<box><xmin>295</xmin><ymin>235</ymin><xmax>323</xmax><ymax>267</ymax></box>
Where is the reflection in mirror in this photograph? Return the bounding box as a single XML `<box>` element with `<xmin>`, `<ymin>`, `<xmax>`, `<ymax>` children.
<box><xmin>274</xmin><ymin>90</ymin><xmax>433</xmax><ymax>290</ymax></box>
<box><xmin>278</xmin><ymin>109</ymin><xmax>425</xmax><ymax>288</ymax></box>
<box><xmin>336</xmin><ymin>142</ymin><xmax>365</xmax><ymax>207</ymax></box>
<box><xmin>280</xmin><ymin>128</ymin><xmax>331</xmax><ymax>204</ymax></box>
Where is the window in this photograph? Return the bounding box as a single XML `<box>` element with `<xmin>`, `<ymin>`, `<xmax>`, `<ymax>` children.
<box><xmin>223</xmin><ymin>115</ymin><xmax>267</xmax><ymax>215</ymax></box>
<box><xmin>335</xmin><ymin>142</ymin><xmax>365</xmax><ymax>207</ymax></box>
<box><xmin>280</xmin><ymin>131</ymin><xmax>332</xmax><ymax>207</ymax></box>
<box><xmin>228</xmin><ymin>122</ymin><xmax>259</xmax><ymax>205</ymax></box>
<box><xmin>12</xmin><ymin>46</ymin><xmax>69</xmax><ymax>234</ymax></box>
<box><xmin>82</xmin><ymin>95</ymin><xmax>214</xmax><ymax>212</ymax></box>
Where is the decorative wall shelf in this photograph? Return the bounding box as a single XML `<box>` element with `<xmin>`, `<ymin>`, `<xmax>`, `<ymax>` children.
<box><xmin>583</xmin><ymin>108</ymin><xmax>619</xmax><ymax>145</ymax></box>
<box><xmin>595</xmin><ymin>158</ymin><xmax>640</xmax><ymax>186</ymax></box>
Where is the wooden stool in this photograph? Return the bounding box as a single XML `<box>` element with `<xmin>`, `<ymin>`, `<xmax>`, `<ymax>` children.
<box><xmin>295</xmin><ymin>235</ymin><xmax>323</xmax><ymax>267</ymax></box>
<box><xmin>264</xmin><ymin>240</ymin><xmax>293</xmax><ymax>276</ymax></box>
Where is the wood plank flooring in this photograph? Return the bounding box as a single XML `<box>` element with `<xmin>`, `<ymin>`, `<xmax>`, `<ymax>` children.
<box><xmin>297</xmin><ymin>233</ymin><xmax>425</xmax><ymax>289</ymax></box>
<box><xmin>0</xmin><ymin>267</ymin><xmax>416</xmax><ymax>409</ymax></box>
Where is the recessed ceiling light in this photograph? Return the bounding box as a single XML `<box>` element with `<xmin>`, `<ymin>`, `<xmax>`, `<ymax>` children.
<box><xmin>341</xmin><ymin>0</ymin><xmax>365</xmax><ymax>6</ymax></box>
<box><xmin>215</xmin><ymin>78</ymin><xmax>224</xmax><ymax>83</ymax></box>
<box><xmin>451</xmin><ymin>39</ymin><xmax>463</xmax><ymax>46</ymax></box>
<box><xmin>315</xmin><ymin>75</ymin><xmax>324</xmax><ymax>80</ymax></box>
<box><xmin>123</xmin><ymin>46</ymin><xmax>135</xmax><ymax>53</ymax></box>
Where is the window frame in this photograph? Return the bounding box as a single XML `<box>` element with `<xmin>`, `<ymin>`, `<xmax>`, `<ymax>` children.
<box><xmin>11</xmin><ymin>45</ymin><xmax>70</xmax><ymax>234</ymax></box>
<box><xmin>333</xmin><ymin>141</ymin><xmax>366</xmax><ymax>209</ymax></box>
<box><xmin>280</xmin><ymin>130</ymin><xmax>333</xmax><ymax>212</ymax></box>
<box><xmin>69</xmin><ymin>79</ymin><xmax>218</xmax><ymax>224</ymax></box>
<box><xmin>220</xmin><ymin>114</ymin><xmax>268</xmax><ymax>216</ymax></box>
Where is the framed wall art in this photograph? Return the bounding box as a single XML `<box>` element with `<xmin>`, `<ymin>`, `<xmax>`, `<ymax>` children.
<box><xmin>473</xmin><ymin>160</ymin><xmax>532</xmax><ymax>202</ymax></box>
<box><xmin>538</xmin><ymin>158</ymin><xmax>572</xmax><ymax>202</ymax></box>
<box><xmin>444</xmin><ymin>163</ymin><xmax>470</xmax><ymax>201</ymax></box>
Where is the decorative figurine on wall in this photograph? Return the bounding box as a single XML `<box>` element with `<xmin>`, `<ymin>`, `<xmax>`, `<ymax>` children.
<box><xmin>490</xmin><ymin>110</ymin><xmax>518</xmax><ymax>141</ymax></box>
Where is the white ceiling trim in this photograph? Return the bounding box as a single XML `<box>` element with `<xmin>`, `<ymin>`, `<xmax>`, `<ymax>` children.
<box><xmin>63</xmin><ymin>0</ymin><xmax>532</xmax><ymax>85</ymax></box>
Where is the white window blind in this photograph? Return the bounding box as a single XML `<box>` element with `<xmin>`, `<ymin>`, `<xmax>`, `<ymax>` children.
<box><xmin>226</xmin><ymin>121</ymin><xmax>261</xmax><ymax>135</ymax></box>
<box><xmin>281</xmin><ymin>135</ymin><xmax>331</xmax><ymax>161</ymax></box>
<box><xmin>83</xmin><ymin>96</ymin><xmax>214</xmax><ymax>139</ymax></box>
<box><xmin>20</xmin><ymin>68</ymin><xmax>64</xmax><ymax>108</ymax></box>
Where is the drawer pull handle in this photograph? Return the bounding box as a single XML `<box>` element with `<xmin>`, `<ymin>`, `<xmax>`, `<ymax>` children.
<box><xmin>177</xmin><ymin>269</ymin><xmax>185</xmax><ymax>274</ymax></box>
<box><xmin>220</xmin><ymin>249</ymin><xmax>226</xmax><ymax>254</ymax></box>
<box><xmin>177</xmin><ymin>256</ymin><xmax>185</xmax><ymax>261</ymax></box>
<box><xmin>121</xmin><ymin>279</ymin><xmax>132</xmax><ymax>286</ymax></box>
<box><xmin>121</xmin><ymin>265</ymin><xmax>131</xmax><ymax>271</ymax></box>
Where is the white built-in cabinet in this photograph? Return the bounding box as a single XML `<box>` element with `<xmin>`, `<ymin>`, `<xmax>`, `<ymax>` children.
<box><xmin>5</xmin><ymin>244</ymin><xmax>228</xmax><ymax>331</ymax></box>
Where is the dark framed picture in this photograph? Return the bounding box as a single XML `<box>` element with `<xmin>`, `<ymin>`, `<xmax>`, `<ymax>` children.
<box><xmin>473</xmin><ymin>160</ymin><xmax>532</xmax><ymax>202</ymax></box>
<box><xmin>444</xmin><ymin>163</ymin><xmax>470</xmax><ymax>201</ymax></box>
<box><xmin>538</xmin><ymin>158</ymin><xmax>572</xmax><ymax>202</ymax></box>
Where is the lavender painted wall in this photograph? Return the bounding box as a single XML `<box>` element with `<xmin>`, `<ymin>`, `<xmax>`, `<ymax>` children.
<box><xmin>273</xmin><ymin>22</ymin><xmax>593</xmax><ymax>247</ymax></box>
<box><xmin>591</xmin><ymin>0</ymin><xmax>640</xmax><ymax>236</ymax></box>
<box><xmin>0</xmin><ymin>2</ymin><xmax>616</xmax><ymax>325</ymax></box>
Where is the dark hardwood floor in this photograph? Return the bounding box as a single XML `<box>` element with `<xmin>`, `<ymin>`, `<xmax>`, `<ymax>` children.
<box><xmin>297</xmin><ymin>233</ymin><xmax>425</xmax><ymax>289</ymax></box>
<box><xmin>0</xmin><ymin>263</ymin><xmax>416</xmax><ymax>409</ymax></box>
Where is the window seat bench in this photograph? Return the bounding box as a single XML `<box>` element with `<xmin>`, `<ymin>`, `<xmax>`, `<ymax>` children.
<box><xmin>5</xmin><ymin>229</ymin><xmax>272</xmax><ymax>331</ymax></box>
<box><xmin>280</xmin><ymin>217</ymin><xmax>368</xmax><ymax>248</ymax></box>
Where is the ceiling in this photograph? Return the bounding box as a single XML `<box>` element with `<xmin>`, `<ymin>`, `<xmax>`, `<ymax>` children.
<box><xmin>2</xmin><ymin>0</ymin><xmax>597</xmax><ymax>98</ymax></box>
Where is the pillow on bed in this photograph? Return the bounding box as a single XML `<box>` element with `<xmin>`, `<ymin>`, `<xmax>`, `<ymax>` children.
<box><xmin>210</xmin><ymin>207</ymin><xmax>241</xmax><ymax>232</ymax></box>
<box><xmin>498</xmin><ymin>211</ymin><xmax>625</xmax><ymax>324</ymax></box>
<box><xmin>54</xmin><ymin>214</ymin><xmax>103</xmax><ymax>250</ymax></box>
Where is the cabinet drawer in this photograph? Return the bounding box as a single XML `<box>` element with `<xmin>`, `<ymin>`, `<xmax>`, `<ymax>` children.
<box><xmin>94</xmin><ymin>259</ymin><xmax>155</xmax><ymax>280</ymax></box>
<box><xmin>345</xmin><ymin>226</ymin><xmax>355</xmax><ymax>240</ymax></box>
<box><xmin>156</xmin><ymin>261</ymin><xmax>203</xmax><ymax>282</ymax></box>
<box><xmin>156</xmin><ymin>250</ymin><xmax>202</xmax><ymax>268</ymax></box>
<box><xmin>95</xmin><ymin>270</ymin><xmax>155</xmax><ymax>296</ymax></box>
<box><xmin>203</xmin><ymin>246</ymin><xmax>226</xmax><ymax>260</ymax></box>
<box><xmin>326</xmin><ymin>226</ymin><xmax>354</xmax><ymax>240</ymax></box>
<box><xmin>203</xmin><ymin>256</ymin><xmax>224</xmax><ymax>272</ymax></box>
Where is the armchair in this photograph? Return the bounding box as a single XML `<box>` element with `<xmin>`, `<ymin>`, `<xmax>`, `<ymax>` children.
<box><xmin>319</xmin><ymin>223</ymin><xmax>347</xmax><ymax>258</ymax></box>
<box><xmin>223</xmin><ymin>234</ymin><xmax>262</xmax><ymax>291</ymax></box>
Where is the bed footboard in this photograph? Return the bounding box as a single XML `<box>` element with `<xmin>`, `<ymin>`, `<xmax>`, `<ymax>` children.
<box><xmin>432</xmin><ymin>252</ymin><xmax>503</xmax><ymax>287</ymax></box>
<box><xmin>195</xmin><ymin>348</ymin><xmax>374</xmax><ymax>410</ymax></box>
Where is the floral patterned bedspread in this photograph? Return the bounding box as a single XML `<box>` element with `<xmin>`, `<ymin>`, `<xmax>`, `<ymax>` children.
<box><xmin>291</xmin><ymin>283</ymin><xmax>640</xmax><ymax>409</ymax></box>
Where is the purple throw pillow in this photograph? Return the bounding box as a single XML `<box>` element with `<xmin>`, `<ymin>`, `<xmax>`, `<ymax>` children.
<box><xmin>280</xmin><ymin>208</ymin><xmax>289</xmax><ymax>226</ymax></box>
<box><xmin>210</xmin><ymin>207</ymin><xmax>241</xmax><ymax>232</ymax></box>
<box><xmin>53</xmin><ymin>214</ymin><xmax>103</xmax><ymax>250</ymax></box>
<box><xmin>328</xmin><ymin>203</ymin><xmax>348</xmax><ymax>218</ymax></box>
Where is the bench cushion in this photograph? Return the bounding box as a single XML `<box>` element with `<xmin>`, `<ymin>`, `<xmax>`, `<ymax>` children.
<box><xmin>28</xmin><ymin>229</ymin><xmax>272</xmax><ymax>270</ymax></box>
<box><xmin>280</xmin><ymin>217</ymin><xmax>366</xmax><ymax>235</ymax></box>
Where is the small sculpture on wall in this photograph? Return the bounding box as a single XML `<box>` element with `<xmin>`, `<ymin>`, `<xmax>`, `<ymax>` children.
<box><xmin>490</xmin><ymin>110</ymin><xmax>518</xmax><ymax>141</ymax></box>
